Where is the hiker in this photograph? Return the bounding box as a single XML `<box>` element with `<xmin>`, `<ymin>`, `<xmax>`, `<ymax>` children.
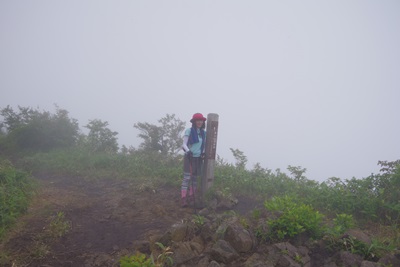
<box><xmin>181</xmin><ymin>113</ymin><xmax>206</xmax><ymax>207</ymax></box>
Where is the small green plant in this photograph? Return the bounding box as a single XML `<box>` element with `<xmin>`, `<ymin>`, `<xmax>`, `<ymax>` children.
<box><xmin>222</xmin><ymin>210</ymin><xmax>237</xmax><ymax>217</ymax></box>
<box><xmin>0</xmin><ymin>160</ymin><xmax>35</xmax><ymax>238</ymax></box>
<box><xmin>49</xmin><ymin>211</ymin><xmax>70</xmax><ymax>238</ymax></box>
<box><xmin>325</xmin><ymin>213</ymin><xmax>355</xmax><ymax>241</ymax></box>
<box><xmin>364</xmin><ymin>238</ymin><xmax>397</xmax><ymax>261</ymax></box>
<box><xmin>192</xmin><ymin>215</ymin><xmax>205</xmax><ymax>226</ymax></box>
<box><xmin>280</xmin><ymin>249</ymin><xmax>289</xmax><ymax>255</ymax></box>
<box><xmin>325</xmin><ymin>232</ymin><xmax>396</xmax><ymax>261</ymax></box>
<box><xmin>333</xmin><ymin>213</ymin><xmax>355</xmax><ymax>234</ymax></box>
<box><xmin>251</xmin><ymin>208</ymin><xmax>261</xmax><ymax>220</ymax></box>
<box><xmin>294</xmin><ymin>252</ymin><xmax>303</xmax><ymax>264</ymax></box>
<box><xmin>254</xmin><ymin>225</ymin><xmax>268</xmax><ymax>241</ymax></box>
<box><xmin>216</xmin><ymin>224</ymin><xmax>227</xmax><ymax>239</ymax></box>
<box><xmin>0</xmin><ymin>251</ymin><xmax>10</xmax><ymax>266</ymax></box>
<box><xmin>153</xmin><ymin>242</ymin><xmax>173</xmax><ymax>267</ymax></box>
<box><xmin>31</xmin><ymin>241</ymin><xmax>50</xmax><ymax>259</ymax></box>
<box><xmin>119</xmin><ymin>243</ymin><xmax>173</xmax><ymax>267</ymax></box>
<box><xmin>264</xmin><ymin>196</ymin><xmax>324</xmax><ymax>240</ymax></box>
<box><xmin>240</xmin><ymin>217</ymin><xmax>250</xmax><ymax>229</ymax></box>
<box><xmin>119</xmin><ymin>252</ymin><xmax>154</xmax><ymax>267</ymax></box>
<box><xmin>338</xmin><ymin>236</ymin><xmax>374</xmax><ymax>260</ymax></box>
<box><xmin>220</xmin><ymin>187</ymin><xmax>233</xmax><ymax>199</ymax></box>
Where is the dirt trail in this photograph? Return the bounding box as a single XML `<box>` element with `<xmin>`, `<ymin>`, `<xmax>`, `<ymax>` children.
<box><xmin>1</xmin><ymin>174</ymin><xmax>194</xmax><ymax>266</ymax></box>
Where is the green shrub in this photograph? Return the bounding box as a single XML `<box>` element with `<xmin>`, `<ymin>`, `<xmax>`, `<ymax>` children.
<box><xmin>119</xmin><ymin>242</ymin><xmax>173</xmax><ymax>267</ymax></box>
<box><xmin>19</xmin><ymin>148</ymin><xmax>181</xmax><ymax>185</ymax></box>
<box><xmin>0</xmin><ymin>105</ymin><xmax>79</xmax><ymax>152</ymax></box>
<box><xmin>326</xmin><ymin>234</ymin><xmax>396</xmax><ymax>261</ymax></box>
<box><xmin>264</xmin><ymin>196</ymin><xmax>324</xmax><ymax>240</ymax></box>
<box><xmin>119</xmin><ymin>253</ymin><xmax>154</xmax><ymax>267</ymax></box>
<box><xmin>332</xmin><ymin>213</ymin><xmax>355</xmax><ymax>234</ymax></box>
<box><xmin>48</xmin><ymin>212</ymin><xmax>70</xmax><ymax>238</ymax></box>
<box><xmin>0</xmin><ymin>160</ymin><xmax>35</xmax><ymax>238</ymax></box>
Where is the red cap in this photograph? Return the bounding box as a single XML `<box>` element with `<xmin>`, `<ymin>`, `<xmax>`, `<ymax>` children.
<box><xmin>190</xmin><ymin>113</ymin><xmax>207</xmax><ymax>123</ymax></box>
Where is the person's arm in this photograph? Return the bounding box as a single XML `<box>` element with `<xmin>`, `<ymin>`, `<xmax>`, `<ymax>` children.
<box><xmin>182</xmin><ymin>135</ymin><xmax>190</xmax><ymax>152</ymax></box>
<box><xmin>201</xmin><ymin>130</ymin><xmax>206</xmax><ymax>156</ymax></box>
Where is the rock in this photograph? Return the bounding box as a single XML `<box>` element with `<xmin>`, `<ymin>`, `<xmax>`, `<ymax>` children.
<box><xmin>152</xmin><ymin>204</ymin><xmax>167</xmax><ymax>216</ymax></box>
<box><xmin>195</xmin><ymin>255</ymin><xmax>211</xmax><ymax>267</ymax></box>
<box><xmin>276</xmin><ymin>254</ymin><xmax>301</xmax><ymax>267</ymax></box>
<box><xmin>158</xmin><ymin>231</ymin><xmax>172</xmax><ymax>246</ymax></box>
<box><xmin>190</xmin><ymin>241</ymin><xmax>204</xmax><ymax>254</ymax></box>
<box><xmin>192</xmin><ymin>235</ymin><xmax>205</xmax><ymax>248</ymax></box>
<box><xmin>209</xmin><ymin>198</ymin><xmax>218</xmax><ymax>210</ymax></box>
<box><xmin>173</xmin><ymin>241</ymin><xmax>200</xmax><ymax>265</ymax></box>
<box><xmin>208</xmin><ymin>260</ymin><xmax>221</xmax><ymax>267</ymax></box>
<box><xmin>214</xmin><ymin>191</ymin><xmax>238</xmax><ymax>210</ymax></box>
<box><xmin>84</xmin><ymin>253</ymin><xmax>114</xmax><ymax>267</ymax></box>
<box><xmin>224</xmin><ymin>223</ymin><xmax>253</xmax><ymax>253</ymax></box>
<box><xmin>273</xmin><ymin>242</ymin><xmax>299</xmax><ymax>258</ymax></box>
<box><xmin>201</xmin><ymin>222</ymin><xmax>216</xmax><ymax>243</ymax></box>
<box><xmin>297</xmin><ymin>246</ymin><xmax>311</xmax><ymax>267</ymax></box>
<box><xmin>244</xmin><ymin>253</ymin><xmax>273</xmax><ymax>267</ymax></box>
<box><xmin>360</xmin><ymin>260</ymin><xmax>379</xmax><ymax>267</ymax></box>
<box><xmin>198</xmin><ymin>207</ymin><xmax>210</xmax><ymax>216</ymax></box>
<box><xmin>263</xmin><ymin>244</ymin><xmax>282</xmax><ymax>264</ymax></box>
<box><xmin>268</xmin><ymin>242</ymin><xmax>311</xmax><ymax>267</ymax></box>
<box><xmin>171</xmin><ymin>223</ymin><xmax>189</xmax><ymax>242</ymax></box>
<box><xmin>308</xmin><ymin>241</ymin><xmax>336</xmax><ymax>267</ymax></box>
<box><xmin>132</xmin><ymin>240</ymin><xmax>151</xmax><ymax>254</ymax></box>
<box><xmin>334</xmin><ymin>251</ymin><xmax>363</xmax><ymax>267</ymax></box>
<box><xmin>344</xmin><ymin>229</ymin><xmax>372</xmax><ymax>245</ymax></box>
<box><xmin>217</xmin><ymin>199</ymin><xmax>237</xmax><ymax>209</ymax></box>
<box><xmin>297</xmin><ymin>246</ymin><xmax>309</xmax><ymax>256</ymax></box>
<box><xmin>210</xmin><ymin>239</ymin><xmax>239</xmax><ymax>264</ymax></box>
<box><xmin>378</xmin><ymin>253</ymin><xmax>400</xmax><ymax>266</ymax></box>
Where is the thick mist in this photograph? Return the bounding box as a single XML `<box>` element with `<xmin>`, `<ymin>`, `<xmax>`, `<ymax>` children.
<box><xmin>1</xmin><ymin>1</ymin><xmax>399</xmax><ymax>181</ymax></box>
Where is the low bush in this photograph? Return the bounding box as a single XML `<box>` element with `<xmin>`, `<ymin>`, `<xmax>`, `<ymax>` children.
<box><xmin>19</xmin><ymin>148</ymin><xmax>181</xmax><ymax>186</ymax></box>
<box><xmin>264</xmin><ymin>195</ymin><xmax>324</xmax><ymax>240</ymax></box>
<box><xmin>0</xmin><ymin>160</ymin><xmax>35</xmax><ymax>238</ymax></box>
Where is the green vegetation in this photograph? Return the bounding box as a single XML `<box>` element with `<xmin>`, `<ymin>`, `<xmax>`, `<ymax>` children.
<box><xmin>120</xmin><ymin>253</ymin><xmax>154</xmax><ymax>267</ymax></box>
<box><xmin>119</xmin><ymin>242</ymin><xmax>173</xmax><ymax>267</ymax></box>
<box><xmin>0</xmin><ymin>105</ymin><xmax>399</xmax><ymax>261</ymax></box>
<box><xmin>0</xmin><ymin>160</ymin><xmax>35</xmax><ymax>238</ymax></box>
<box><xmin>134</xmin><ymin>113</ymin><xmax>185</xmax><ymax>156</ymax></box>
<box><xmin>192</xmin><ymin>214</ymin><xmax>206</xmax><ymax>226</ymax></box>
<box><xmin>264</xmin><ymin>196</ymin><xmax>324</xmax><ymax>240</ymax></box>
<box><xmin>0</xmin><ymin>105</ymin><xmax>79</xmax><ymax>153</ymax></box>
<box><xmin>48</xmin><ymin>211</ymin><xmax>70</xmax><ymax>238</ymax></box>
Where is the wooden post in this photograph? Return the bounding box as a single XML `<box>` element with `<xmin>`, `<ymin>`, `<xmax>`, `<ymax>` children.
<box><xmin>201</xmin><ymin>113</ymin><xmax>219</xmax><ymax>202</ymax></box>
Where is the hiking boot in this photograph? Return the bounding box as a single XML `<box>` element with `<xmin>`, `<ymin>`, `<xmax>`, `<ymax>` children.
<box><xmin>181</xmin><ymin>197</ymin><xmax>188</xmax><ymax>207</ymax></box>
<box><xmin>181</xmin><ymin>189</ymin><xmax>188</xmax><ymax>207</ymax></box>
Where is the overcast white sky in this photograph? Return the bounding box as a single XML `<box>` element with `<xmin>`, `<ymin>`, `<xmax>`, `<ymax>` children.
<box><xmin>1</xmin><ymin>1</ymin><xmax>399</xmax><ymax>182</ymax></box>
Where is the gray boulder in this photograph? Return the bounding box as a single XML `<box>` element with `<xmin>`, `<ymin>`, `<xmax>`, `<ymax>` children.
<box><xmin>360</xmin><ymin>260</ymin><xmax>379</xmax><ymax>267</ymax></box>
<box><xmin>171</xmin><ymin>223</ymin><xmax>189</xmax><ymax>242</ymax></box>
<box><xmin>333</xmin><ymin>251</ymin><xmax>363</xmax><ymax>267</ymax></box>
<box><xmin>210</xmin><ymin>239</ymin><xmax>239</xmax><ymax>264</ymax></box>
<box><xmin>224</xmin><ymin>223</ymin><xmax>254</xmax><ymax>253</ymax></box>
<box><xmin>172</xmin><ymin>241</ymin><xmax>200</xmax><ymax>265</ymax></box>
<box><xmin>378</xmin><ymin>252</ymin><xmax>400</xmax><ymax>266</ymax></box>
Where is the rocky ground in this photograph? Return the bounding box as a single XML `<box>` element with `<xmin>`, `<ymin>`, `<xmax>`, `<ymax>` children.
<box><xmin>0</xmin><ymin>174</ymin><xmax>399</xmax><ymax>267</ymax></box>
<box><xmin>1</xmin><ymin>174</ymin><xmax>194</xmax><ymax>266</ymax></box>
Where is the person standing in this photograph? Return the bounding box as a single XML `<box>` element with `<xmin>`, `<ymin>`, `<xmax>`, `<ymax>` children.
<box><xmin>181</xmin><ymin>113</ymin><xmax>206</xmax><ymax>207</ymax></box>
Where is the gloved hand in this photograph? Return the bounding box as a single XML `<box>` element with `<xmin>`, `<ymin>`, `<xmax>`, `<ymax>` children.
<box><xmin>200</xmin><ymin>152</ymin><xmax>206</xmax><ymax>160</ymax></box>
<box><xmin>185</xmin><ymin>151</ymin><xmax>193</xmax><ymax>159</ymax></box>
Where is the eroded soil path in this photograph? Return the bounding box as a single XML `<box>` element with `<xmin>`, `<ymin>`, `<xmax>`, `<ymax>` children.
<box><xmin>1</xmin><ymin>174</ymin><xmax>194</xmax><ymax>266</ymax></box>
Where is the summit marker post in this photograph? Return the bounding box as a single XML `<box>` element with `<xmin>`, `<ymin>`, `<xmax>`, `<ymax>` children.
<box><xmin>201</xmin><ymin>113</ymin><xmax>219</xmax><ymax>202</ymax></box>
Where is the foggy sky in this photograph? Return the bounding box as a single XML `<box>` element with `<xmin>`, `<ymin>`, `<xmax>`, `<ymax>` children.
<box><xmin>1</xmin><ymin>1</ymin><xmax>399</xmax><ymax>182</ymax></box>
